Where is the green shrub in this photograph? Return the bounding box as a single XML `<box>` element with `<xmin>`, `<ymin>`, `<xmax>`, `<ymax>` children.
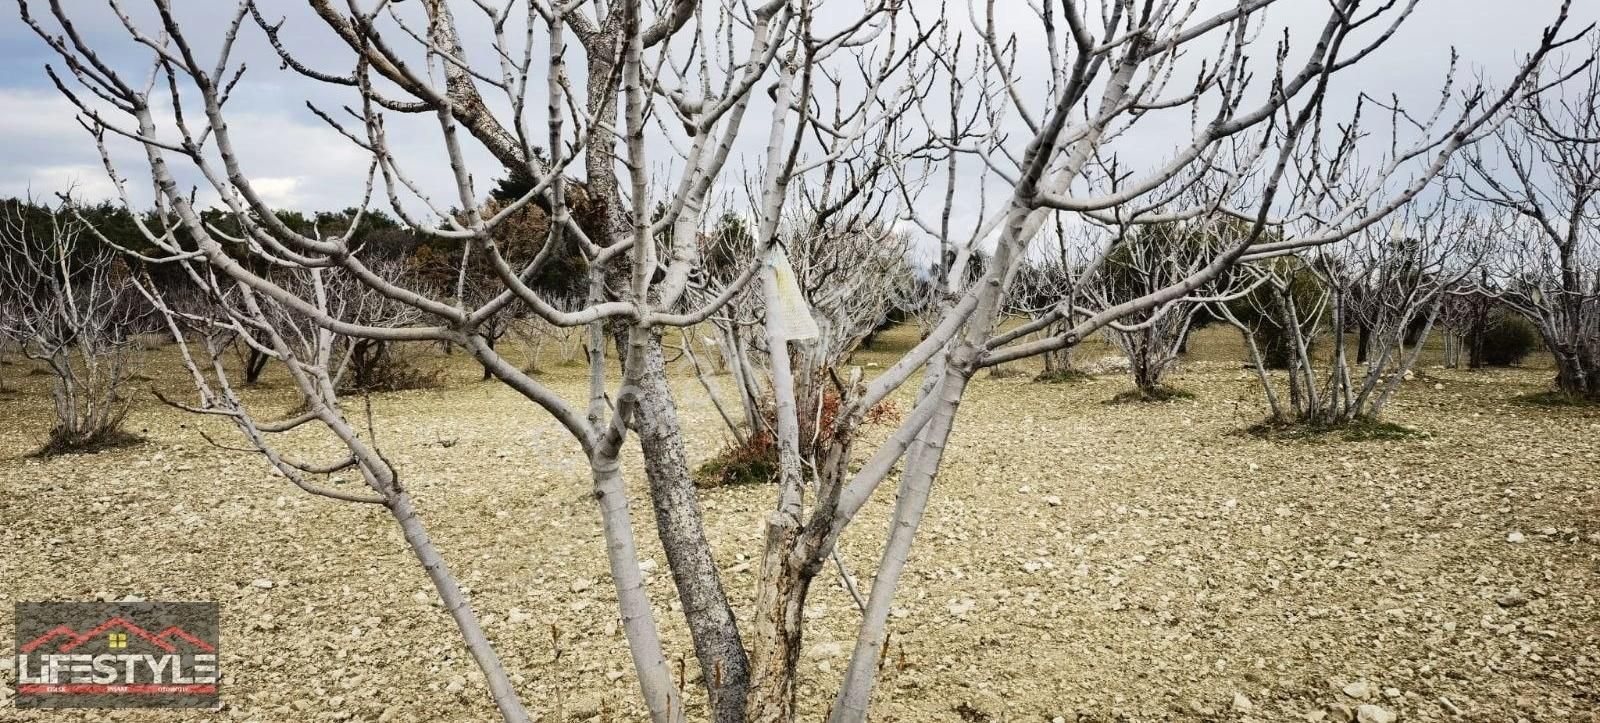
<box><xmin>1223</xmin><ymin>259</ymin><xmax>1323</xmax><ymax>369</ymax></box>
<box><xmin>1034</xmin><ymin>368</ymin><xmax>1091</xmax><ymax>384</ymax></box>
<box><xmin>1478</xmin><ymin>313</ymin><xmax>1539</xmax><ymax>367</ymax></box>
<box><xmin>32</xmin><ymin>426</ymin><xmax>144</xmax><ymax>457</ymax></box>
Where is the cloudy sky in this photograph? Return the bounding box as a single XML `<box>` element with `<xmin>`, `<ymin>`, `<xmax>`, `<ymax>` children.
<box><xmin>0</xmin><ymin>0</ymin><xmax>1593</xmax><ymax>234</ymax></box>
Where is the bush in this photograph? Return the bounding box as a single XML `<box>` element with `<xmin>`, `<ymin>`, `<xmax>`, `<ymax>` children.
<box><xmin>33</xmin><ymin>426</ymin><xmax>143</xmax><ymax>457</ymax></box>
<box><xmin>1477</xmin><ymin>313</ymin><xmax>1539</xmax><ymax>367</ymax></box>
<box><xmin>338</xmin><ymin>341</ymin><xmax>442</xmax><ymax>393</ymax></box>
<box><xmin>1224</xmin><ymin>260</ymin><xmax>1324</xmax><ymax>369</ymax></box>
<box><xmin>986</xmin><ymin>365</ymin><xmax>1029</xmax><ymax>380</ymax></box>
<box><xmin>694</xmin><ymin>386</ymin><xmax>898</xmax><ymax>488</ymax></box>
<box><xmin>1034</xmin><ymin>368</ymin><xmax>1091</xmax><ymax>384</ymax></box>
<box><xmin>695</xmin><ymin>432</ymin><xmax>780</xmax><ymax>488</ymax></box>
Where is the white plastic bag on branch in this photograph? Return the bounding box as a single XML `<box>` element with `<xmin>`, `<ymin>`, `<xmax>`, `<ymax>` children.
<box><xmin>768</xmin><ymin>246</ymin><xmax>819</xmax><ymax>342</ymax></box>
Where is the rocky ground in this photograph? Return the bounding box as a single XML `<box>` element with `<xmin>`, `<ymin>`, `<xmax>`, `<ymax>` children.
<box><xmin>1</xmin><ymin>326</ymin><xmax>1596</xmax><ymax>722</ymax></box>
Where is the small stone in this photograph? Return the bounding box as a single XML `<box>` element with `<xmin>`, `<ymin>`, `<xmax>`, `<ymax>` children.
<box><xmin>1232</xmin><ymin>692</ymin><xmax>1254</xmax><ymax>712</ymax></box>
<box><xmin>1507</xmin><ymin>531</ymin><xmax>1526</xmax><ymax>544</ymax></box>
<box><xmin>1327</xmin><ymin>703</ymin><xmax>1356</xmax><ymax>723</ymax></box>
<box><xmin>251</xmin><ymin>578</ymin><xmax>275</xmax><ymax>589</ymax></box>
<box><xmin>1433</xmin><ymin>383</ymin><xmax>1444</xmax><ymax>390</ymax></box>
<box><xmin>1343</xmin><ymin>680</ymin><xmax>1373</xmax><ymax>700</ymax></box>
<box><xmin>1496</xmin><ymin>590</ymin><xmax>1530</xmax><ymax>608</ymax></box>
<box><xmin>567</xmin><ymin>694</ymin><xmax>601</xmax><ymax>720</ymax></box>
<box><xmin>1044</xmin><ymin>495</ymin><xmax>1062</xmax><ymax>507</ymax></box>
<box><xmin>570</xmin><ymin>578</ymin><xmax>592</xmax><ymax>593</ymax></box>
<box><xmin>1356</xmin><ymin>704</ymin><xmax>1396</xmax><ymax>723</ymax></box>
<box><xmin>811</xmin><ymin>642</ymin><xmax>844</xmax><ymax>659</ymax></box>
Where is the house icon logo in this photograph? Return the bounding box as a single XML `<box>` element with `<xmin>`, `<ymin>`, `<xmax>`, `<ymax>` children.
<box><xmin>13</xmin><ymin>602</ymin><xmax>220</xmax><ymax>709</ymax></box>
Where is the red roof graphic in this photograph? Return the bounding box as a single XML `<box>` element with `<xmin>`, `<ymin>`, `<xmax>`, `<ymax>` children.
<box><xmin>19</xmin><ymin>625</ymin><xmax>78</xmax><ymax>654</ymax></box>
<box><xmin>21</xmin><ymin>617</ymin><xmax>212</xmax><ymax>654</ymax></box>
<box><xmin>155</xmin><ymin>625</ymin><xmax>216</xmax><ymax>653</ymax></box>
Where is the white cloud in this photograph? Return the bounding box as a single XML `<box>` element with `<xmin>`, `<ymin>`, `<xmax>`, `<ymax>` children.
<box><xmin>243</xmin><ymin>177</ymin><xmax>306</xmax><ymax>209</ymax></box>
<box><xmin>0</xmin><ymin>86</ymin><xmax>373</xmax><ymax>213</ymax></box>
<box><xmin>0</xmin><ymin>164</ymin><xmax>121</xmax><ymax>204</ymax></box>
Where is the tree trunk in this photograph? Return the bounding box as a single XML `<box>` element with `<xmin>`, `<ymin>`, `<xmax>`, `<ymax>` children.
<box><xmin>744</xmin><ymin>534</ymin><xmax>813</xmax><ymax>723</ymax></box>
<box><xmin>388</xmin><ymin>491</ymin><xmax>532</xmax><ymax>723</ymax></box>
<box><xmin>620</xmin><ymin>328</ymin><xmax>752</xmax><ymax>722</ymax></box>
<box><xmin>582</xmin><ymin>22</ymin><xmax>753</xmax><ymax>716</ymax></box>
<box><xmin>1553</xmin><ymin>349</ymin><xmax>1600</xmax><ymax>399</ymax></box>
<box><xmin>245</xmin><ymin>347</ymin><xmax>269</xmax><ymax>384</ymax></box>
<box><xmin>589</xmin><ymin>454</ymin><xmax>685</xmax><ymax>723</ymax></box>
<box><xmin>745</xmin><ymin>259</ymin><xmax>812</xmax><ymax>723</ymax></box>
<box><xmin>830</xmin><ymin>364</ymin><xmax>968</xmax><ymax>723</ymax></box>
<box><xmin>1466</xmin><ymin>307</ymin><xmax>1490</xmax><ymax>369</ymax></box>
<box><xmin>480</xmin><ymin>331</ymin><xmax>498</xmax><ymax>381</ymax></box>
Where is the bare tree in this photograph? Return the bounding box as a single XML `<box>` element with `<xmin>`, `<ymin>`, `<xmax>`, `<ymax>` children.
<box><xmin>19</xmin><ymin>2</ymin><xmax>1581</xmax><ymax>723</ymax></box>
<box><xmin>1219</xmin><ymin>206</ymin><xmax>1491</xmax><ymax>424</ymax></box>
<box><xmin>1457</xmin><ymin>45</ymin><xmax>1600</xmax><ymax>399</ymax></box>
<box><xmin>0</xmin><ymin>198</ymin><xmax>141</xmax><ymax>452</ymax></box>
<box><xmin>822</xmin><ymin>3</ymin><xmax>1577</xmax><ymax>718</ymax></box>
<box><xmin>20</xmin><ymin>1</ymin><xmax>919</xmax><ymax>720</ymax></box>
<box><xmin>1437</xmin><ymin>282</ymin><xmax>1498</xmax><ymax>368</ymax></box>
<box><xmin>1084</xmin><ymin>219</ymin><xmax>1235</xmax><ymax>397</ymax></box>
<box><xmin>1003</xmin><ymin>218</ymin><xmax>1089</xmax><ymax>380</ymax></box>
<box><xmin>691</xmin><ymin>155</ymin><xmax>921</xmax><ymax>445</ymax></box>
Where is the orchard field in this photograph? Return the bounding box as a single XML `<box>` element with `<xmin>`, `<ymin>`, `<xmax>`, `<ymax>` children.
<box><xmin>3</xmin><ymin>326</ymin><xmax>1596</xmax><ymax>722</ymax></box>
